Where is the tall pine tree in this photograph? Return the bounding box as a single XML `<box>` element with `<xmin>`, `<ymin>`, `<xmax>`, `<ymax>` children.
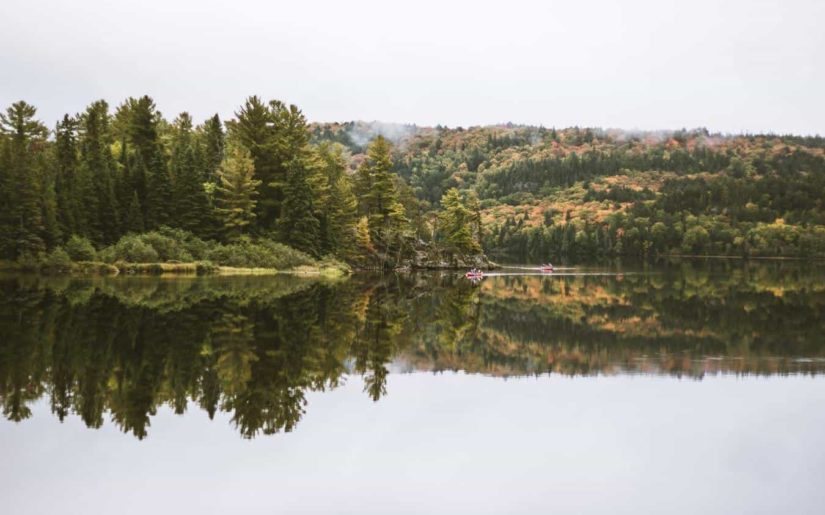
<box><xmin>0</xmin><ymin>101</ymin><xmax>49</xmax><ymax>257</ymax></box>
<box><xmin>215</xmin><ymin>147</ymin><xmax>261</xmax><ymax>240</ymax></box>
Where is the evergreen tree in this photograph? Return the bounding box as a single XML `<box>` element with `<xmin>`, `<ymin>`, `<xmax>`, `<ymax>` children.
<box><xmin>355</xmin><ymin>136</ymin><xmax>408</xmax><ymax>252</ymax></box>
<box><xmin>78</xmin><ymin>100</ymin><xmax>120</xmax><ymax>244</ymax></box>
<box><xmin>228</xmin><ymin>97</ymin><xmax>310</xmax><ymax>230</ymax></box>
<box><xmin>328</xmin><ymin>176</ymin><xmax>359</xmax><ymax>258</ymax></box>
<box><xmin>122</xmin><ymin>96</ymin><xmax>170</xmax><ymax>229</ymax></box>
<box><xmin>279</xmin><ymin>156</ymin><xmax>320</xmax><ymax>255</ymax></box>
<box><xmin>124</xmin><ymin>191</ymin><xmax>144</xmax><ymax>233</ymax></box>
<box><xmin>215</xmin><ymin>147</ymin><xmax>261</xmax><ymax>240</ymax></box>
<box><xmin>170</xmin><ymin>113</ymin><xmax>212</xmax><ymax>237</ymax></box>
<box><xmin>54</xmin><ymin>115</ymin><xmax>80</xmax><ymax>238</ymax></box>
<box><xmin>438</xmin><ymin>188</ymin><xmax>480</xmax><ymax>253</ymax></box>
<box><xmin>312</xmin><ymin>142</ymin><xmax>356</xmax><ymax>255</ymax></box>
<box><xmin>201</xmin><ymin>114</ymin><xmax>225</xmax><ymax>182</ymax></box>
<box><xmin>227</xmin><ymin>96</ymin><xmax>279</xmax><ymax>228</ymax></box>
<box><xmin>0</xmin><ymin>101</ymin><xmax>49</xmax><ymax>257</ymax></box>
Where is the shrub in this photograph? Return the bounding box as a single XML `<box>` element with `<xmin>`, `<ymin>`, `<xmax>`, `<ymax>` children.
<box><xmin>205</xmin><ymin>237</ymin><xmax>315</xmax><ymax>269</ymax></box>
<box><xmin>40</xmin><ymin>247</ymin><xmax>72</xmax><ymax>273</ymax></box>
<box><xmin>100</xmin><ymin>235</ymin><xmax>159</xmax><ymax>263</ymax></box>
<box><xmin>65</xmin><ymin>235</ymin><xmax>97</xmax><ymax>261</ymax></box>
<box><xmin>98</xmin><ymin>228</ymin><xmax>212</xmax><ymax>264</ymax></box>
<box><xmin>195</xmin><ymin>261</ymin><xmax>218</xmax><ymax>275</ymax></box>
<box><xmin>157</xmin><ymin>227</ymin><xmax>211</xmax><ymax>259</ymax></box>
<box><xmin>139</xmin><ymin>232</ymin><xmax>194</xmax><ymax>262</ymax></box>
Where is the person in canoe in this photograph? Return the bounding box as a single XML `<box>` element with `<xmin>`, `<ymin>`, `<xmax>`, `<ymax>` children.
<box><xmin>540</xmin><ymin>263</ymin><xmax>554</xmax><ymax>272</ymax></box>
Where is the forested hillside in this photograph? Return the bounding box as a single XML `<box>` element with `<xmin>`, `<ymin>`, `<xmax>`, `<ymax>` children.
<box><xmin>2</xmin><ymin>97</ymin><xmax>824</xmax><ymax>269</ymax></box>
<box><xmin>347</xmin><ymin>124</ymin><xmax>824</xmax><ymax>260</ymax></box>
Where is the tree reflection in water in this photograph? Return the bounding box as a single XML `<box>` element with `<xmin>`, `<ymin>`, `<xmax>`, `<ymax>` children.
<box><xmin>1</xmin><ymin>260</ymin><xmax>824</xmax><ymax>439</ymax></box>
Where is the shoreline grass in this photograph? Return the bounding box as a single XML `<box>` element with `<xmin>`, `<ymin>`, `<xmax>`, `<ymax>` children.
<box><xmin>0</xmin><ymin>259</ymin><xmax>349</xmax><ymax>277</ymax></box>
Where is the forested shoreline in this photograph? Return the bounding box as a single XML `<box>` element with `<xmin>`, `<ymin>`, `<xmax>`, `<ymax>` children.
<box><xmin>0</xmin><ymin>97</ymin><xmax>486</xmax><ymax>273</ymax></box>
<box><xmin>2</xmin><ymin>97</ymin><xmax>825</xmax><ymax>272</ymax></box>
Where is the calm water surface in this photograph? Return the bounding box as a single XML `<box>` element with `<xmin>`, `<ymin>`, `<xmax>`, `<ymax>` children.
<box><xmin>1</xmin><ymin>261</ymin><xmax>824</xmax><ymax>514</ymax></box>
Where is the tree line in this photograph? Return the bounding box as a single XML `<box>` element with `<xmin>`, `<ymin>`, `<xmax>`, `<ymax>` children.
<box><xmin>0</xmin><ymin>97</ymin><xmax>484</xmax><ymax>269</ymax></box>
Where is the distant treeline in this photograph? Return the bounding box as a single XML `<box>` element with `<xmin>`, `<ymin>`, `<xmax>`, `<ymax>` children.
<box><xmin>378</xmin><ymin>125</ymin><xmax>825</xmax><ymax>260</ymax></box>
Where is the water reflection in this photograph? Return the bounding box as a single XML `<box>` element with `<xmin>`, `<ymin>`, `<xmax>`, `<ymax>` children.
<box><xmin>1</xmin><ymin>261</ymin><xmax>824</xmax><ymax>439</ymax></box>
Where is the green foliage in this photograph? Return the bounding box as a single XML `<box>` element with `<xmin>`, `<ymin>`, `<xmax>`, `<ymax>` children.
<box><xmin>279</xmin><ymin>156</ymin><xmax>321</xmax><ymax>255</ymax></box>
<box><xmin>0</xmin><ymin>101</ymin><xmax>50</xmax><ymax>258</ymax></box>
<box><xmin>65</xmin><ymin>234</ymin><xmax>97</xmax><ymax>261</ymax></box>
<box><xmin>40</xmin><ymin>246</ymin><xmax>72</xmax><ymax>272</ymax></box>
<box><xmin>216</xmin><ymin>146</ymin><xmax>261</xmax><ymax>240</ymax></box>
<box><xmin>438</xmin><ymin>188</ymin><xmax>481</xmax><ymax>253</ymax></box>
<box><xmin>7</xmin><ymin>94</ymin><xmax>825</xmax><ymax>266</ymax></box>
<box><xmin>355</xmin><ymin>136</ymin><xmax>409</xmax><ymax>259</ymax></box>
<box><xmin>97</xmin><ymin>228</ymin><xmax>316</xmax><ymax>270</ymax></box>
<box><xmin>205</xmin><ymin>237</ymin><xmax>315</xmax><ymax>269</ymax></box>
<box><xmin>99</xmin><ymin>235</ymin><xmax>159</xmax><ymax>263</ymax></box>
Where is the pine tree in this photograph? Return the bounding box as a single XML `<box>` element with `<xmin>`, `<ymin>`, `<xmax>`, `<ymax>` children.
<box><xmin>355</xmin><ymin>136</ymin><xmax>407</xmax><ymax>250</ymax></box>
<box><xmin>54</xmin><ymin>115</ymin><xmax>80</xmax><ymax>238</ymax></box>
<box><xmin>170</xmin><ymin>113</ymin><xmax>212</xmax><ymax>237</ymax></box>
<box><xmin>79</xmin><ymin>100</ymin><xmax>120</xmax><ymax>244</ymax></box>
<box><xmin>228</xmin><ymin>97</ymin><xmax>310</xmax><ymax>230</ymax></box>
<box><xmin>0</xmin><ymin>101</ymin><xmax>49</xmax><ymax>258</ymax></box>
<box><xmin>328</xmin><ymin>175</ymin><xmax>359</xmax><ymax>258</ymax></box>
<box><xmin>122</xmin><ymin>96</ymin><xmax>170</xmax><ymax>229</ymax></box>
<box><xmin>438</xmin><ymin>188</ymin><xmax>480</xmax><ymax>253</ymax></box>
<box><xmin>465</xmin><ymin>189</ymin><xmax>483</xmax><ymax>249</ymax></box>
<box><xmin>124</xmin><ymin>191</ymin><xmax>144</xmax><ymax>233</ymax></box>
<box><xmin>215</xmin><ymin>147</ymin><xmax>261</xmax><ymax>240</ymax></box>
<box><xmin>279</xmin><ymin>156</ymin><xmax>320</xmax><ymax>255</ymax></box>
<box><xmin>227</xmin><ymin>96</ymin><xmax>278</xmax><ymax>228</ymax></box>
<box><xmin>201</xmin><ymin>114</ymin><xmax>224</xmax><ymax>182</ymax></box>
<box><xmin>312</xmin><ymin>142</ymin><xmax>356</xmax><ymax>255</ymax></box>
<box><xmin>354</xmin><ymin>216</ymin><xmax>375</xmax><ymax>256</ymax></box>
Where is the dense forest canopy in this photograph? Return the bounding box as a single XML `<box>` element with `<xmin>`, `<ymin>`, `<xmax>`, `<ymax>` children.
<box><xmin>2</xmin><ymin>96</ymin><xmax>824</xmax><ymax>268</ymax></box>
<box><xmin>360</xmin><ymin>123</ymin><xmax>825</xmax><ymax>260</ymax></box>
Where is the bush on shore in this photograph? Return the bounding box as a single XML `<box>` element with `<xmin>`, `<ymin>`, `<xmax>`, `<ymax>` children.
<box><xmin>65</xmin><ymin>235</ymin><xmax>97</xmax><ymax>261</ymax></box>
<box><xmin>16</xmin><ymin>227</ymin><xmax>339</xmax><ymax>275</ymax></box>
<box><xmin>98</xmin><ymin>228</ymin><xmax>317</xmax><ymax>270</ymax></box>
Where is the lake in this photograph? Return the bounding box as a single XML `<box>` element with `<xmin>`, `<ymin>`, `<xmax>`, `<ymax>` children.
<box><xmin>2</xmin><ymin>261</ymin><xmax>824</xmax><ymax>514</ymax></box>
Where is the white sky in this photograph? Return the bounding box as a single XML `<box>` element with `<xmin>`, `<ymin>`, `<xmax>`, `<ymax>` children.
<box><xmin>2</xmin><ymin>0</ymin><xmax>823</xmax><ymax>134</ymax></box>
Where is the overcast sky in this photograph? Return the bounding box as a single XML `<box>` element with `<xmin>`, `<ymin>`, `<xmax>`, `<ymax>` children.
<box><xmin>2</xmin><ymin>0</ymin><xmax>822</xmax><ymax>134</ymax></box>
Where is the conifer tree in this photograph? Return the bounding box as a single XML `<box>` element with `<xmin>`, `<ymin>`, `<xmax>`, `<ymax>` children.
<box><xmin>0</xmin><ymin>101</ymin><xmax>49</xmax><ymax>257</ymax></box>
<box><xmin>54</xmin><ymin>115</ymin><xmax>80</xmax><ymax>238</ymax></box>
<box><xmin>328</xmin><ymin>176</ymin><xmax>359</xmax><ymax>257</ymax></box>
<box><xmin>201</xmin><ymin>114</ymin><xmax>225</xmax><ymax>182</ymax></box>
<box><xmin>122</xmin><ymin>96</ymin><xmax>170</xmax><ymax>229</ymax></box>
<box><xmin>280</xmin><ymin>156</ymin><xmax>321</xmax><ymax>255</ymax></box>
<box><xmin>227</xmin><ymin>96</ymin><xmax>278</xmax><ymax>228</ymax></box>
<box><xmin>79</xmin><ymin>100</ymin><xmax>120</xmax><ymax>244</ymax></box>
<box><xmin>438</xmin><ymin>188</ymin><xmax>480</xmax><ymax>253</ymax></box>
<box><xmin>170</xmin><ymin>113</ymin><xmax>212</xmax><ymax>237</ymax></box>
<box><xmin>354</xmin><ymin>216</ymin><xmax>375</xmax><ymax>256</ymax></box>
<box><xmin>215</xmin><ymin>147</ymin><xmax>261</xmax><ymax>240</ymax></box>
<box><xmin>124</xmin><ymin>191</ymin><xmax>144</xmax><ymax>233</ymax></box>
<box><xmin>355</xmin><ymin>136</ymin><xmax>408</xmax><ymax>254</ymax></box>
<box><xmin>228</xmin><ymin>97</ymin><xmax>310</xmax><ymax>230</ymax></box>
